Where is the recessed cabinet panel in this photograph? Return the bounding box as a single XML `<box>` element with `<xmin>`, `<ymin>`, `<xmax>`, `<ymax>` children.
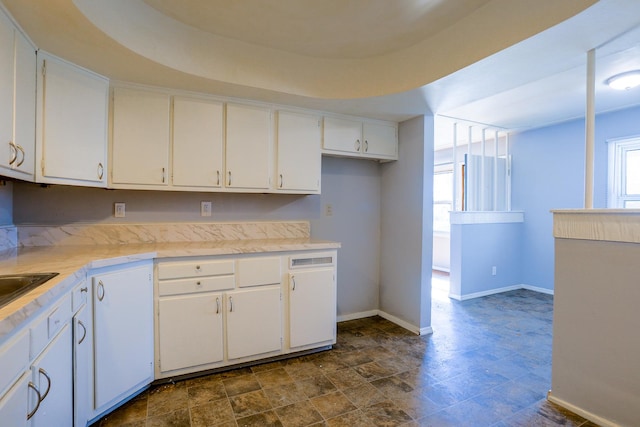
<box><xmin>0</xmin><ymin>372</ymin><xmax>29</xmax><ymax>427</ymax></box>
<box><xmin>322</xmin><ymin>116</ymin><xmax>362</xmax><ymax>154</ymax></box>
<box><xmin>226</xmin><ymin>287</ymin><xmax>281</xmax><ymax>360</ymax></box>
<box><xmin>37</xmin><ymin>54</ymin><xmax>108</xmax><ymax>185</ymax></box>
<box><xmin>158</xmin><ymin>293</ymin><xmax>224</xmax><ymax>372</ymax></box>
<box><xmin>0</xmin><ymin>10</ymin><xmax>14</xmax><ymax>172</ymax></box>
<box><xmin>111</xmin><ymin>87</ymin><xmax>170</xmax><ymax>186</ymax></box>
<box><xmin>237</xmin><ymin>257</ymin><xmax>281</xmax><ymax>288</ymax></box>
<box><xmin>172</xmin><ymin>97</ymin><xmax>223</xmax><ymax>188</ymax></box>
<box><xmin>276</xmin><ymin>111</ymin><xmax>321</xmax><ymax>192</ymax></box>
<box><xmin>289</xmin><ymin>269</ymin><xmax>336</xmax><ymax>348</ymax></box>
<box><xmin>363</xmin><ymin>121</ymin><xmax>398</xmax><ymax>159</ymax></box>
<box><xmin>225</xmin><ymin>103</ymin><xmax>271</xmax><ymax>190</ymax></box>
<box><xmin>157</xmin><ymin>259</ymin><xmax>235</xmax><ymax>280</ymax></box>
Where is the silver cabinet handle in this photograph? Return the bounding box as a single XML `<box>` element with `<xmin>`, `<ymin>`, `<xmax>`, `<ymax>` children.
<box><xmin>229</xmin><ymin>296</ymin><xmax>234</xmax><ymax>312</ymax></box>
<box><xmin>38</xmin><ymin>368</ymin><xmax>51</xmax><ymax>401</ymax></box>
<box><xmin>27</xmin><ymin>382</ymin><xmax>42</xmax><ymax>420</ymax></box>
<box><xmin>78</xmin><ymin>319</ymin><xmax>87</xmax><ymax>345</ymax></box>
<box><xmin>97</xmin><ymin>162</ymin><xmax>104</xmax><ymax>180</ymax></box>
<box><xmin>355</xmin><ymin>139</ymin><xmax>361</xmax><ymax>152</ymax></box>
<box><xmin>216</xmin><ymin>297</ymin><xmax>220</xmax><ymax>314</ymax></box>
<box><xmin>216</xmin><ymin>170</ymin><xmax>220</xmax><ymax>186</ymax></box>
<box><xmin>291</xmin><ymin>275</ymin><xmax>296</xmax><ymax>291</ymax></box>
<box><xmin>97</xmin><ymin>280</ymin><xmax>105</xmax><ymax>301</ymax></box>
<box><xmin>279</xmin><ymin>174</ymin><xmax>283</xmax><ymax>188</ymax></box>
<box><xmin>8</xmin><ymin>141</ymin><xmax>17</xmax><ymax>165</ymax></box>
<box><xmin>80</xmin><ymin>287</ymin><xmax>88</xmax><ymax>293</ymax></box>
<box><xmin>161</xmin><ymin>167</ymin><xmax>166</xmax><ymax>183</ymax></box>
<box><xmin>15</xmin><ymin>144</ymin><xmax>25</xmax><ymax>167</ymax></box>
<box><xmin>228</xmin><ymin>171</ymin><xmax>232</xmax><ymax>186</ymax></box>
<box><xmin>364</xmin><ymin>140</ymin><xmax>369</xmax><ymax>153</ymax></box>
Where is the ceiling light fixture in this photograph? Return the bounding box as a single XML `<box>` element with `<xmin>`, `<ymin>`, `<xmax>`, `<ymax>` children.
<box><xmin>606</xmin><ymin>70</ymin><xmax>640</xmax><ymax>90</ymax></box>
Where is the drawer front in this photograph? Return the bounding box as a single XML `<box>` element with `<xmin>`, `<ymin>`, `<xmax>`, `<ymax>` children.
<box><xmin>0</xmin><ymin>330</ymin><xmax>28</xmax><ymax>397</ymax></box>
<box><xmin>71</xmin><ymin>282</ymin><xmax>89</xmax><ymax>313</ymax></box>
<box><xmin>29</xmin><ymin>293</ymin><xmax>72</xmax><ymax>360</ymax></box>
<box><xmin>159</xmin><ymin>275</ymin><xmax>235</xmax><ymax>296</ymax></box>
<box><xmin>157</xmin><ymin>260</ymin><xmax>235</xmax><ymax>280</ymax></box>
<box><xmin>237</xmin><ymin>257</ymin><xmax>281</xmax><ymax>288</ymax></box>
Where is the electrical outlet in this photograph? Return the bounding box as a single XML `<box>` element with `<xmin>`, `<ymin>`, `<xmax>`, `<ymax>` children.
<box><xmin>114</xmin><ymin>202</ymin><xmax>126</xmax><ymax>218</ymax></box>
<box><xmin>324</xmin><ymin>204</ymin><xmax>333</xmax><ymax>217</ymax></box>
<box><xmin>492</xmin><ymin>266</ymin><xmax>497</xmax><ymax>276</ymax></box>
<box><xmin>200</xmin><ymin>201</ymin><xmax>212</xmax><ymax>217</ymax></box>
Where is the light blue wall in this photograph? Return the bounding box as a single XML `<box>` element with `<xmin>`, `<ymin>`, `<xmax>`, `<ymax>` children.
<box><xmin>450</xmin><ymin>222</ymin><xmax>523</xmax><ymax>298</ymax></box>
<box><xmin>511</xmin><ymin>104</ymin><xmax>640</xmax><ymax>291</ymax></box>
<box><xmin>0</xmin><ymin>182</ymin><xmax>12</xmax><ymax>225</ymax></box>
<box><xmin>380</xmin><ymin>115</ymin><xmax>434</xmax><ymax>331</ymax></box>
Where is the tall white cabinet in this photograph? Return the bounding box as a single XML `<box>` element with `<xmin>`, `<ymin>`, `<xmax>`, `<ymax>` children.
<box><xmin>91</xmin><ymin>262</ymin><xmax>153</xmax><ymax>416</ymax></box>
<box><xmin>0</xmin><ymin>8</ymin><xmax>36</xmax><ymax>181</ymax></box>
<box><xmin>36</xmin><ymin>53</ymin><xmax>109</xmax><ymax>186</ymax></box>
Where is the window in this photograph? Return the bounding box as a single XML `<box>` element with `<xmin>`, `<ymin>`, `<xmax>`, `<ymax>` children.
<box><xmin>608</xmin><ymin>136</ymin><xmax>640</xmax><ymax>208</ymax></box>
<box><xmin>433</xmin><ymin>165</ymin><xmax>453</xmax><ymax>232</ymax></box>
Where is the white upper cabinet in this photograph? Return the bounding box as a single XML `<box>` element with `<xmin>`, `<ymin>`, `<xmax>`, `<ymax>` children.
<box><xmin>172</xmin><ymin>96</ymin><xmax>223</xmax><ymax>188</ymax></box>
<box><xmin>323</xmin><ymin>116</ymin><xmax>398</xmax><ymax>161</ymax></box>
<box><xmin>0</xmin><ymin>9</ymin><xmax>36</xmax><ymax>181</ymax></box>
<box><xmin>276</xmin><ymin>110</ymin><xmax>321</xmax><ymax>193</ymax></box>
<box><xmin>36</xmin><ymin>53</ymin><xmax>109</xmax><ymax>186</ymax></box>
<box><xmin>225</xmin><ymin>103</ymin><xmax>272</xmax><ymax>190</ymax></box>
<box><xmin>110</xmin><ymin>87</ymin><xmax>170</xmax><ymax>187</ymax></box>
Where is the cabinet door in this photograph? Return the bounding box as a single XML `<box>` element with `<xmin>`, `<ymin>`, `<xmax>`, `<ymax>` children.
<box><xmin>93</xmin><ymin>264</ymin><xmax>153</xmax><ymax>411</ymax></box>
<box><xmin>73</xmin><ymin>302</ymin><xmax>92</xmax><ymax>427</ymax></box>
<box><xmin>29</xmin><ymin>324</ymin><xmax>73</xmax><ymax>427</ymax></box>
<box><xmin>289</xmin><ymin>269</ymin><xmax>336</xmax><ymax>348</ymax></box>
<box><xmin>322</xmin><ymin>116</ymin><xmax>362</xmax><ymax>155</ymax></box>
<box><xmin>158</xmin><ymin>293</ymin><xmax>224</xmax><ymax>373</ymax></box>
<box><xmin>225</xmin><ymin>103</ymin><xmax>271</xmax><ymax>190</ymax></box>
<box><xmin>276</xmin><ymin>111</ymin><xmax>321</xmax><ymax>193</ymax></box>
<box><xmin>0</xmin><ymin>10</ymin><xmax>14</xmax><ymax>172</ymax></box>
<box><xmin>37</xmin><ymin>53</ymin><xmax>108</xmax><ymax>186</ymax></box>
<box><xmin>0</xmin><ymin>372</ymin><xmax>29</xmax><ymax>427</ymax></box>
<box><xmin>12</xmin><ymin>30</ymin><xmax>36</xmax><ymax>178</ymax></box>
<box><xmin>226</xmin><ymin>287</ymin><xmax>281</xmax><ymax>360</ymax></box>
<box><xmin>111</xmin><ymin>87</ymin><xmax>170</xmax><ymax>186</ymax></box>
<box><xmin>173</xmin><ymin>97</ymin><xmax>224</xmax><ymax>188</ymax></box>
<box><xmin>362</xmin><ymin>121</ymin><xmax>398</xmax><ymax>160</ymax></box>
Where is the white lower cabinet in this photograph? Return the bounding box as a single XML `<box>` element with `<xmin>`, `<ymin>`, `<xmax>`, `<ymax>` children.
<box><xmin>0</xmin><ymin>372</ymin><xmax>30</xmax><ymax>427</ymax></box>
<box><xmin>92</xmin><ymin>262</ymin><xmax>153</xmax><ymax>416</ymax></box>
<box><xmin>226</xmin><ymin>286</ymin><xmax>281</xmax><ymax>360</ymax></box>
<box><xmin>29</xmin><ymin>324</ymin><xmax>73</xmax><ymax>427</ymax></box>
<box><xmin>73</xmin><ymin>298</ymin><xmax>92</xmax><ymax>427</ymax></box>
<box><xmin>158</xmin><ymin>292</ymin><xmax>224</xmax><ymax>372</ymax></box>
<box><xmin>289</xmin><ymin>268</ymin><xmax>336</xmax><ymax>349</ymax></box>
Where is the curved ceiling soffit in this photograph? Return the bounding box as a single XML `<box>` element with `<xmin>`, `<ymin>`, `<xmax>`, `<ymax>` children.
<box><xmin>72</xmin><ymin>0</ymin><xmax>597</xmax><ymax>100</ymax></box>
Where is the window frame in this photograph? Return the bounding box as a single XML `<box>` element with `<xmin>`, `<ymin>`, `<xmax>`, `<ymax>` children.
<box><xmin>607</xmin><ymin>135</ymin><xmax>640</xmax><ymax>208</ymax></box>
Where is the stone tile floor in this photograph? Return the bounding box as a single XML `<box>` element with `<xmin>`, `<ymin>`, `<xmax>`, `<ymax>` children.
<box><xmin>92</xmin><ymin>277</ymin><xmax>598</xmax><ymax>426</ymax></box>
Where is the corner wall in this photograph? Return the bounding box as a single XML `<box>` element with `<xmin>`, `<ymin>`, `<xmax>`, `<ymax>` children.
<box><xmin>380</xmin><ymin>115</ymin><xmax>434</xmax><ymax>333</ymax></box>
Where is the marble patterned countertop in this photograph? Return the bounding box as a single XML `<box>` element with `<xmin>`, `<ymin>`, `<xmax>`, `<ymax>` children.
<box><xmin>0</xmin><ymin>222</ymin><xmax>340</xmax><ymax>340</ymax></box>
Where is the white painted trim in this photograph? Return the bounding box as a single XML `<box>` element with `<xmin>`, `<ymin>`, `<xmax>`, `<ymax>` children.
<box><xmin>547</xmin><ymin>393</ymin><xmax>620</xmax><ymax>427</ymax></box>
<box><xmin>336</xmin><ymin>310</ymin><xmax>378</xmax><ymax>323</ymax></box>
<box><xmin>450</xmin><ymin>211</ymin><xmax>524</xmax><ymax>225</ymax></box>
<box><xmin>419</xmin><ymin>326</ymin><xmax>434</xmax><ymax>335</ymax></box>
<box><xmin>450</xmin><ymin>284</ymin><xmax>553</xmax><ymax>301</ymax></box>
<box><xmin>553</xmin><ymin>209</ymin><xmax>640</xmax><ymax>243</ymax></box>
<box><xmin>377</xmin><ymin>310</ymin><xmax>421</xmax><ymax>335</ymax></box>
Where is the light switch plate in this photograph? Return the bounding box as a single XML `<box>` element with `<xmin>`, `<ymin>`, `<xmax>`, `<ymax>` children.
<box><xmin>114</xmin><ymin>202</ymin><xmax>126</xmax><ymax>218</ymax></box>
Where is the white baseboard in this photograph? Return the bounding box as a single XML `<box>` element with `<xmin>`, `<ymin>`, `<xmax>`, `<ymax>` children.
<box><xmin>336</xmin><ymin>310</ymin><xmax>378</xmax><ymax>323</ymax></box>
<box><xmin>450</xmin><ymin>284</ymin><xmax>554</xmax><ymax>301</ymax></box>
<box><xmin>547</xmin><ymin>393</ymin><xmax>619</xmax><ymax>427</ymax></box>
<box><xmin>337</xmin><ymin>309</ymin><xmax>433</xmax><ymax>336</ymax></box>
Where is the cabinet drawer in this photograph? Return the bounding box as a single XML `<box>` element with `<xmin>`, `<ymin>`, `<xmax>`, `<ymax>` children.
<box><xmin>237</xmin><ymin>257</ymin><xmax>281</xmax><ymax>288</ymax></box>
<box><xmin>0</xmin><ymin>330</ymin><xmax>28</xmax><ymax>397</ymax></box>
<box><xmin>157</xmin><ymin>260</ymin><xmax>235</xmax><ymax>280</ymax></box>
<box><xmin>71</xmin><ymin>282</ymin><xmax>88</xmax><ymax>313</ymax></box>
<box><xmin>30</xmin><ymin>293</ymin><xmax>72</xmax><ymax>360</ymax></box>
<box><xmin>159</xmin><ymin>275</ymin><xmax>235</xmax><ymax>296</ymax></box>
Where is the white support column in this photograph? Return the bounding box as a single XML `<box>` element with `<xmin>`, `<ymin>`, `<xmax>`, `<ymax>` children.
<box><xmin>480</xmin><ymin>128</ymin><xmax>487</xmax><ymax>211</ymax></box>
<box><xmin>585</xmin><ymin>48</ymin><xmax>596</xmax><ymax>209</ymax></box>
<box><xmin>452</xmin><ymin>123</ymin><xmax>458</xmax><ymax>211</ymax></box>
<box><xmin>494</xmin><ymin>130</ymin><xmax>499</xmax><ymax>211</ymax></box>
<box><xmin>506</xmin><ymin>133</ymin><xmax>511</xmax><ymax>211</ymax></box>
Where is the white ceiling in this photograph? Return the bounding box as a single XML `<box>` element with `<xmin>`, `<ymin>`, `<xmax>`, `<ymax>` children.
<box><xmin>3</xmin><ymin>0</ymin><xmax>640</xmax><ymax>134</ymax></box>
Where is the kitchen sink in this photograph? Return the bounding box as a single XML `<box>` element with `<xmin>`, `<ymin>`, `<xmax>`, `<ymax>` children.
<box><xmin>0</xmin><ymin>273</ymin><xmax>59</xmax><ymax>309</ymax></box>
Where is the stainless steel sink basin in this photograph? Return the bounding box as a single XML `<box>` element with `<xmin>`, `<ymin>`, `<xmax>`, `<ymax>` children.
<box><xmin>0</xmin><ymin>273</ymin><xmax>59</xmax><ymax>308</ymax></box>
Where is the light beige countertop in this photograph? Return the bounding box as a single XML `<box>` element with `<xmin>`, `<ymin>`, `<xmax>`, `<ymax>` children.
<box><xmin>0</xmin><ymin>238</ymin><xmax>340</xmax><ymax>340</ymax></box>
